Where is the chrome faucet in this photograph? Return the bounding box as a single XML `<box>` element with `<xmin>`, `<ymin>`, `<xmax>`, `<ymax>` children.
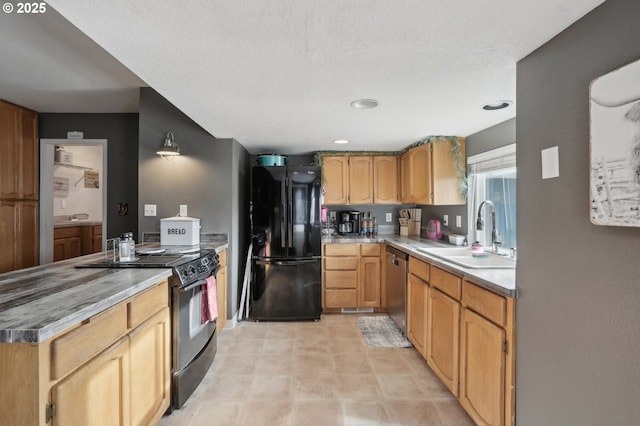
<box><xmin>476</xmin><ymin>200</ymin><xmax>503</xmax><ymax>253</ymax></box>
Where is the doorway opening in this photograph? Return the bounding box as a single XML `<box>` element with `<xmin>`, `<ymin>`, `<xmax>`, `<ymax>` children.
<box><xmin>40</xmin><ymin>139</ymin><xmax>107</xmax><ymax>264</ymax></box>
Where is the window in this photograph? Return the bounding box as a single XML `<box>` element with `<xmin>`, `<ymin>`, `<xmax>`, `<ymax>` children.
<box><xmin>467</xmin><ymin>144</ymin><xmax>517</xmax><ymax>251</ymax></box>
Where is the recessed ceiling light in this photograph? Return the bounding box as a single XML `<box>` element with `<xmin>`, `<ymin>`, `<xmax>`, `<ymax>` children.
<box><xmin>482</xmin><ymin>100</ymin><xmax>513</xmax><ymax>111</ymax></box>
<box><xmin>333</xmin><ymin>139</ymin><xmax>350</xmax><ymax>144</ymax></box>
<box><xmin>350</xmin><ymin>99</ymin><xmax>379</xmax><ymax>109</ymax></box>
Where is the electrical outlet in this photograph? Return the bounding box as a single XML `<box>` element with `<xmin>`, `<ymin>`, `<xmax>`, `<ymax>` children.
<box><xmin>456</xmin><ymin>215</ymin><xmax>462</xmax><ymax>227</ymax></box>
<box><xmin>180</xmin><ymin>204</ymin><xmax>188</xmax><ymax>217</ymax></box>
<box><xmin>144</xmin><ymin>204</ymin><xmax>157</xmax><ymax>216</ymax></box>
<box><xmin>386</xmin><ymin>213</ymin><xmax>392</xmax><ymax>222</ymax></box>
<box><xmin>61</xmin><ymin>199</ymin><xmax>66</xmax><ymax>209</ymax></box>
<box><xmin>443</xmin><ymin>215</ymin><xmax>449</xmax><ymax>226</ymax></box>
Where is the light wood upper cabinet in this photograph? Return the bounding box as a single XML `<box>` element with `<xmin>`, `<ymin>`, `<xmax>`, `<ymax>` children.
<box><xmin>432</xmin><ymin>138</ymin><xmax>465</xmax><ymax>205</ymax></box>
<box><xmin>349</xmin><ymin>156</ymin><xmax>374</xmax><ymax>204</ymax></box>
<box><xmin>373</xmin><ymin>156</ymin><xmax>399</xmax><ymax>203</ymax></box>
<box><xmin>322</xmin><ymin>156</ymin><xmax>349</xmax><ymax>205</ymax></box>
<box><xmin>400</xmin><ymin>138</ymin><xmax>465</xmax><ymax>205</ymax></box>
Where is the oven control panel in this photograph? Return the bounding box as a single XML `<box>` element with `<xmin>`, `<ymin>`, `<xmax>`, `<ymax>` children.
<box><xmin>174</xmin><ymin>251</ymin><xmax>220</xmax><ymax>286</ymax></box>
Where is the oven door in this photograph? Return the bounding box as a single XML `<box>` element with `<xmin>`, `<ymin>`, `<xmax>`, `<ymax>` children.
<box><xmin>173</xmin><ymin>278</ymin><xmax>217</xmax><ymax>372</ymax></box>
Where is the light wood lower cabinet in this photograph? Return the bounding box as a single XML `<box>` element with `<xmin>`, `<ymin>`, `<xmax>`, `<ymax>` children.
<box><xmin>0</xmin><ymin>279</ymin><xmax>171</xmax><ymax>426</ymax></box>
<box><xmin>216</xmin><ymin>249</ymin><xmax>227</xmax><ymax>334</ymax></box>
<box><xmin>459</xmin><ymin>280</ymin><xmax>515</xmax><ymax>426</ymax></box>
<box><xmin>52</xmin><ymin>337</ymin><xmax>131</xmax><ymax>426</ymax></box>
<box><xmin>129</xmin><ymin>308</ymin><xmax>171</xmax><ymax>426</ymax></box>
<box><xmin>407</xmin><ymin>272</ymin><xmax>428</xmax><ymax>357</ymax></box>
<box><xmin>427</xmin><ymin>286</ymin><xmax>460</xmax><ymax>396</ymax></box>
<box><xmin>322</xmin><ymin>243</ymin><xmax>381</xmax><ymax>309</ymax></box>
<box><xmin>404</xmin><ymin>256</ymin><xmax>516</xmax><ymax>426</ymax></box>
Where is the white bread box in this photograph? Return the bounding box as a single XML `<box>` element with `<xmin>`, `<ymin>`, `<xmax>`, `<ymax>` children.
<box><xmin>160</xmin><ymin>216</ymin><xmax>200</xmax><ymax>246</ymax></box>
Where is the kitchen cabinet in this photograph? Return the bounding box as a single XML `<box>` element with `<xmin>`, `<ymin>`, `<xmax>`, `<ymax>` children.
<box><xmin>459</xmin><ymin>279</ymin><xmax>515</xmax><ymax>426</ymax></box>
<box><xmin>400</xmin><ymin>138</ymin><xmax>466</xmax><ymax>205</ymax></box>
<box><xmin>0</xmin><ymin>199</ymin><xmax>38</xmax><ymax>273</ymax></box>
<box><xmin>216</xmin><ymin>249</ymin><xmax>227</xmax><ymax>334</ymax></box>
<box><xmin>349</xmin><ymin>155</ymin><xmax>374</xmax><ymax>204</ymax></box>
<box><xmin>323</xmin><ymin>243</ymin><xmax>359</xmax><ymax>308</ymax></box>
<box><xmin>373</xmin><ymin>155</ymin><xmax>399</xmax><ymax>203</ymax></box>
<box><xmin>426</xmin><ymin>266</ymin><xmax>462</xmax><ymax>396</ymax></box>
<box><xmin>0</xmin><ymin>279</ymin><xmax>171</xmax><ymax>426</ymax></box>
<box><xmin>322</xmin><ymin>243</ymin><xmax>382</xmax><ymax>309</ymax></box>
<box><xmin>358</xmin><ymin>243</ymin><xmax>381</xmax><ymax>307</ymax></box>
<box><xmin>0</xmin><ymin>100</ymin><xmax>39</xmax><ymax>273</ymax></box>
<box><xmin>80</xmin><ymin>224</ymin><xmax>103</xmax><ymax>255</ymax></box>
<box><xmin>407</xmin><ymin>256</ymin><xmax>430</xmax><ymax>358</ymax></box>
<box><xmin>51</xmin><ymin>336</ymin><xmax>130</xmax><ymax>426</ymax></box>
<box><xmin>322</xmin><ymin>155</ymin><xmax>349</xmax><ymax>205</ymax></box>
<box><xmin>53</xmin><ymin>226</ymin><xmax>82</xmax><ymax>262</ymax></box>
<box><xmin>322</xmin><ymin>155</ymin><xmax>396</xmax><ymax>205</ymax></box>
<box><xmin>0</xmin><ymin>100</ymin><xmax>38</xmax><ymax>201</ymax></box>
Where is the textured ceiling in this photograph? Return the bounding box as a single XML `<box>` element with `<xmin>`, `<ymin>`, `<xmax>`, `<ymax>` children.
<box><xmin>2</xmin><ymin>1</ymin><xmax>604</xmax><ymax>154</ymax></box>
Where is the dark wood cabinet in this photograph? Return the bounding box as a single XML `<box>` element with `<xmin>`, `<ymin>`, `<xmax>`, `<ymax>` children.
<box><xmin>0</xmin><ymin>100</ymin><xmax>39</xmax><ymax>273</ymax></box>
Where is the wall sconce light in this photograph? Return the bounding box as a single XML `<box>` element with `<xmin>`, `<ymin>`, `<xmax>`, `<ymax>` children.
<box><xmin>156</xmin><ymin>131</ymin><xmax>181</xmax><ymax>157</ymax></box>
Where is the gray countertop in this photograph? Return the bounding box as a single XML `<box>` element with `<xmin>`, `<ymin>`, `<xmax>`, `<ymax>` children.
<box><xmin>54</xmin><ymin>220</ymin><xmax>103</xmax><ymax>228</ymax></box>
<box><xmin>322</xmin><ymin>234</ymin><xmax>517</xmax><ymax>298</ymax></box>
<box><xmin>0</xmin><ymin>241</ymin><xmax>229</xmax><ymax>344</ymax></box>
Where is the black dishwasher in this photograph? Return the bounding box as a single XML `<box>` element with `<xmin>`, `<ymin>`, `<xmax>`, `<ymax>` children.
<box><xmin>386</xmin><ymin>246</ymin><xmax>408</xmax><ymax>335</ymax></box>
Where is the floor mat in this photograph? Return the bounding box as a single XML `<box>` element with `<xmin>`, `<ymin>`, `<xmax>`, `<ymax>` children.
<box><xmin>356</xmin><ymin>315</ymin><xmax>413</xmax><ymax>348</ymax></box>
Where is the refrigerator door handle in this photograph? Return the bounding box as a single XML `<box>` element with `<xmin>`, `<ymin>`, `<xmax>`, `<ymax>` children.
<box><xmin>280</xmin><ymin>178</ymin><xmax>286</xmax><ymax>248</ymax></box>
<box><xmin>287</xmin><ymin>177</ymin><xmax>293</xmax><ymax>248</ymax></box>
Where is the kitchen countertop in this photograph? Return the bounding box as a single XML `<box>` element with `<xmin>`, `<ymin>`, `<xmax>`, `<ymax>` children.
<box><xmin>53</xmin><ymin>219</ymin><xmax>103</xmax><ymax>228</ymax></box>
<box><xmin>322</xmin><ymin>234</ymin><xmax>517</xmax><ymax>298</ymax></box>
<box><xmin>0</xmin><ymin>241</ymin><xmax>229</xmax><ymax>344</ymax></box>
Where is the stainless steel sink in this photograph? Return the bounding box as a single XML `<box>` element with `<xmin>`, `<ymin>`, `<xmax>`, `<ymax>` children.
<box><xmin>416</xmin><ymin>247</ymin><xmax>516</xmax><ymax>269</ymax></box>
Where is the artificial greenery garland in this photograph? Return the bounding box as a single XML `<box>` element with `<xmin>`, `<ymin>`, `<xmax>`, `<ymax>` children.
<box><xmin>313</xmin><ymin>135</ymin><xmax>467</xmax><ymax>200</ymax></box>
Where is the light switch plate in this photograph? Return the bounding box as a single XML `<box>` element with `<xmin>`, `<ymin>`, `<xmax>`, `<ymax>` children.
<box><xmin>179</xmin><ymin>204</ymin><xmax>188</xmax><ymax>216</ymax></box>
<box><xmin>144</xmin><ymin>204</ymin><xmax>157</xmax><ymax>216</ymax></box>
<box><xmin>456</xmin><ymin>215</ymin><xmax>462</xmax><ymax>227</ymax></box>
<box><xmin>443</xmin><ymin>215</ymin><xmax>449</xmax><ymax>226</ymax></box>
<box><xmin>386</xmin><ymin>213</ymin><xmax>392</xmax><ymax>222</ymax></box>
<box><xmin>541</xmin><ymin>146</ymin><xmax>560</xmax><ymax>179</ymax></box>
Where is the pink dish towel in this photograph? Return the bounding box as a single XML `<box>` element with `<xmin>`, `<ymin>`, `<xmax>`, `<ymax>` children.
<box><xmin>201</xmin><ymin>275</ymin><xmax>218</xmax><ymax>324</ymax></box>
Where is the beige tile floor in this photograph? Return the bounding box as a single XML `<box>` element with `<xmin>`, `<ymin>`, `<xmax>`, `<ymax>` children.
<box><xmin>159</xmin><ymin>314</ymin><xmax>475</xmax><ymax>426</ymax></box>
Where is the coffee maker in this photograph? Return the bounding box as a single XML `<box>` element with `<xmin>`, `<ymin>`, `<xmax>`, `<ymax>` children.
<box><xmin>338</xmin><ymin>210</ymin><xmax>361</xmax><ymax>235</ymax></box>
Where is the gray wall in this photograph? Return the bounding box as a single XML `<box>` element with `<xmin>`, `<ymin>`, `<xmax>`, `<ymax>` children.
<box><xmin>39</xmin><ymin>113</ymin><xmax>139</xmax><ymax>238</ymax></box>
<box><xmin>516</xmin><ymin>0</ymin><xmax>640</xmax><ymax>424</ymax></box>
<box><xmin>138</xmin><ymin>88</ymin><xmax>250</xmax><ymax>320</ymax></box>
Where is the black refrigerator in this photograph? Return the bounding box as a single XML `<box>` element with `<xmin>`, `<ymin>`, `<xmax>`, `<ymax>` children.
<box><xmin>250</xmin><ymin>164</ymin><xmax>322</xmax><ymax>321</ymax></box>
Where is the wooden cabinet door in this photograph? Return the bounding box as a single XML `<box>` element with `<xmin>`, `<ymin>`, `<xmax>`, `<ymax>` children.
<box><xmin>0</xmin><ymin>103</ymin><xmax>19</xmax><ymax>200</ymax></box>
<box><xmin>52</xmin><ymin>337</ymin><xmax>130</xmax><ymax>426</ymax></box>
<box><xmin>17</xmin><ymin>200</ymin><xmax>38</xmax><ymax>269</ymax></box>
<box><xmin>407</xmin><ymin>273</ymin><xmax>428</xmax><ymax>358</ymax></box>
<box><xmin>20</xmin><ymin>110</ymin><xmax>38</xmax><ymax>200</ymax></box>
<box><xmin>400</xmin><ymin>151</ymin><xmax>412</xmax><ymax>203</ymax></box>
<box><xmin>410</xmin><ymin>145</ymin><xmax>433</xmax><ymax>205</ymax></box>
<box><xmin>349</xmin><ymin>156</ymin><xmax>373</xmax><ymax>204</ymax></box>
<box><xmin>432</xmin><ymin>138</ymin><xmax>465</xmax><ymax>205</ymax></box>
<box><xmin>460</xmin><ymin>308</ymin><xmax>506</xmax><ymax>426</ymax></box>
<box><xmin>322</xmin><ymin>156</ymin><xmax>349</xmax><ymax>205</ymax></box>
<box><xmin>373</xmin><ymin>156</ymin><xmax>398</xmax><ymax>203</ymax></box>
<box><xmin>358</xmin><ymin>255</ymin><xmax>380</xmax><ymax>307</ymax></box>
<box><xmin>0</xmin><ymin>200</ymin><xmax>18</xmax><ymax>273</ymax></box>
<box><xmin>427</xmin><ymin>287</ymin><xmax>460</xmax><ymax>396</ymax></box>
<box><xmin>129</xmin><ymin>308</ymin><xmax>171</xmax><ymax>426</ymax></box>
